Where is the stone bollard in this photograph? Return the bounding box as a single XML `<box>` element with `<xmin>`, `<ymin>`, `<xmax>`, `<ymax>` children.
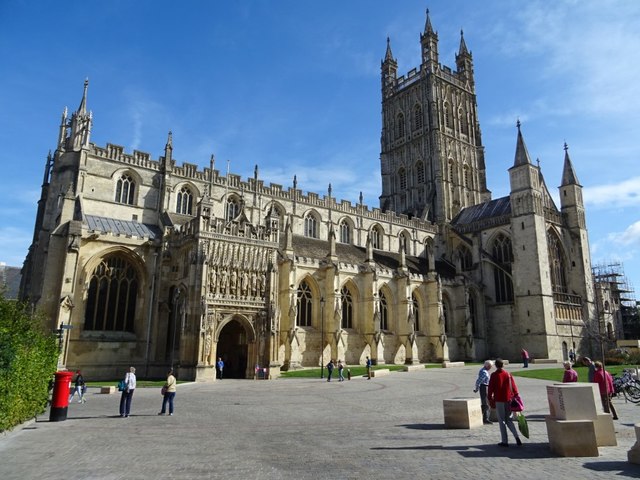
<box><xmin>629</xmin><ymin>423</ymin><xmax>640</xmax><ymax>464</ymax></box>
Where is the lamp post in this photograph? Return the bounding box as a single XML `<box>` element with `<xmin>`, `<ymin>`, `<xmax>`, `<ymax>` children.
<box><xmin>320</xmin><ymin>297</ymin><xmax>325</xmax><ymax>379</ymax></box>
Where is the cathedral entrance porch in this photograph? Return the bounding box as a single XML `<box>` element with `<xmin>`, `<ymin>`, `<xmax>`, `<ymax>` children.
<box><xmin>216</xmin><ymin>319</ymin><xmax>250</xmax><ymax>379</ymax></box>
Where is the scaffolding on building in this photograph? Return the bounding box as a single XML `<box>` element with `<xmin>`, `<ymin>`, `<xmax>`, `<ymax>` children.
<box><xmin>592</xmin><ymin>261</ymin><xmax>639</xmax><ymax>340</ymax></box>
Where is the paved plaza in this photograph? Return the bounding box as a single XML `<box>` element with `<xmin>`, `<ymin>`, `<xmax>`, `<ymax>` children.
<box><xmin>1</xmin><ymin>364</ymin><xmax>639</xmax><ymax>479</ymax></box>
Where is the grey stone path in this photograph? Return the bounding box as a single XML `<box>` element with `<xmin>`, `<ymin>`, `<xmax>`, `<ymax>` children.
<box><xmin>1</xmin><ymin>364</ymin><xmax>639</xmax><ymax>479</ymax></box>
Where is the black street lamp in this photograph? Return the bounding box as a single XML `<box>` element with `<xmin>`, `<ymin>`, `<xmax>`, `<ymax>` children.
<box><xmin>320</xmin><ymin>297</ymin><xmax>325</xmax><ymax>379</ymax></box>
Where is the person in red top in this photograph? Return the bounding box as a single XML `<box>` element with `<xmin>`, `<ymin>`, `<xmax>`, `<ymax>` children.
<box><xmin>593</xmin><ymin>361</ymin><xmax>618</xmax><ymax>420</ymax></box>
<box><xmin>562</xmin><ymin>361</ymin><xmax>578</xmax><ymax>383</ymax></box>
<box><xmin>487</xmin><ymin>358</ymin><xmax>522</xmax><ymax>447</ymax></box>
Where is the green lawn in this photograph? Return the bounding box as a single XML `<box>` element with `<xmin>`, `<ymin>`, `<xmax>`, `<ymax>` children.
<box><xmin>512</xmin><ymin>365</ymin><xmax>636</xmax><ymax>383</ymax></box>
<box><xmin>86</xmin><ymin>380</ymin><xmax>184</xmax><ymax>388</ymax></box>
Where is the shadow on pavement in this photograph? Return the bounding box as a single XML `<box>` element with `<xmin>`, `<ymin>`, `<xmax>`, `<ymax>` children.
<box><xmin>373</xmin><ymin>442</ymin><xmax>559</xmax><ymax>459</ymax></box>
<box><xmin>398</xmin><ymin>423</ymin><xmax>447</xmax><ymax>431</ymax></box>
<box><xmin>582</xmin><ymin>461</ymin><xmax>640</xmax><ymax>478</ymax></box>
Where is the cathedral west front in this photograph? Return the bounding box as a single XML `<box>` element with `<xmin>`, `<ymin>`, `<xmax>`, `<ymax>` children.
<box><xmin>19</xmin><ymin>11</ymin><xmax>596</xmax><ymax>381</ymax></box>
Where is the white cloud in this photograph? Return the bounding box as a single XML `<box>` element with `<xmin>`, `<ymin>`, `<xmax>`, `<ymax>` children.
<box><xmin>608</xmin><ymin>220</ymin><xmax>640</xmax><ymax>247</ymax></box>
<box><xmin>584</xmin><ymin>177</ymin><xmax>640</xmax><ymax>208</ymax></box>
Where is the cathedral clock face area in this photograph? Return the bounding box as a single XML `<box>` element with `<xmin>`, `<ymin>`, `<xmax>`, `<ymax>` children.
<box><xmin>217</xmin><ymin>319</ymin><xmax>249</xmax><ymax>379</ymax></box>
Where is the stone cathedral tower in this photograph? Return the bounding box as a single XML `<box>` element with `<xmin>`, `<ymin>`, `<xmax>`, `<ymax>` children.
<box><xmin>379</xmin><ymin>11</ymin><xmax>490</xmax><ymax>224</ymax></box>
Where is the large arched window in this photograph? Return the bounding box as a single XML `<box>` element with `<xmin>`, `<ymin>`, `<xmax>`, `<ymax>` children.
<box><xmin>413</xmin><ymin>104</ymin><xmax>423</xmax><ymax>130</ymax></box>
<box><xmin>304</xmin><ymin>212</ymin><xmax>318</xmax><ymax>238</ymax></box>
<box><xmin>416</xmin><ymin>161</ymin><xmax>425</xmax><ymax>184</ymax></box>
<box><xmin>398</xmin><ymin>168</ymin><xmax>407</xmax><ymax>190</ymax></box>
<box><xmin>379</xmin><ymin>290</ymin><xmax>389</xmax><ymax>331</ymax></box>
<box><xmin>371</xmin><ymin>225</ymin><xmax>383</xmax><ymax>250</ymax></box>
<box><xmin>341</xmin><ymin>286</ymin><xmax>353</xmax><ymax>329</ymax></box>
<box><xmin>412</xmin><ymin>293</ymin><xmax>420</xmax><ymax>332</ymax></box>
<box><xmin>492</xmin><ymin>234</ymin><xmax>514</xmax><ymax>303</ymax></box>
<box><xmin>176</xmin><ymin>186</ymin><xmax>194</xmax><ymax>215</ymax></box>
<box><xmin>339</xmin><ymin>219</ymin><xmax>351</xmax><ymax>244</ymax></box>
<box><xmin>458</xmin><ymin>246</ymin><xmax>473</xmax><ymax>271</ymax></box>
<box><xmin>296</xmin><ymin>281</ymin><xmax>312</xmax><ymax>327</ymax></box>
<box><xmin>84</xmin><ymin>254</ymin><xmax>139</xmax><ymax>332</ymax></box>
<box><xmin>547</xmin><ymin>230</ymin><xmax>567</xmax><ymax>293</ymax></box>
<box><xmin>444</xmin><ymin>101</ymin><xmax>453</xmax><ymax>129</ymax></box>
<box><xmin>115</xmin><ymin>174</ymin><xmax>135</xmax><ymax>205</ymax></box>
<box><xmin>226</xmin><ymin>196</ymin><xmax>241</xmax><ymax>221</ymax></box>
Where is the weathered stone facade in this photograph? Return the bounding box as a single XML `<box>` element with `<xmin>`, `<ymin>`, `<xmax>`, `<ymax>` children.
<box><xmin>20</xmin><ymin>11</ymin><xmax>596</xmax><ymax>380</ymax></box>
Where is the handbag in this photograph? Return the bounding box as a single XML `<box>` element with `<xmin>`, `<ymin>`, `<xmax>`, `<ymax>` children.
<box><xmin>510</xmin><ymin>394</ymin><xmax>525</xmax><ymax>412</ymax></box>
<box><xmin>117</xmin><ymin>380</ymin><xmax>126</xmax><ymax>392</ymax></box>
<box><xmin>516</xmin><ymin>413</ymin><xmax>530</xmax><ymax>438</ymax></box>
<box><xmin>161</xmin><ymin>386</ymin><xmax>167</xmax><ymax>396</ymax></box>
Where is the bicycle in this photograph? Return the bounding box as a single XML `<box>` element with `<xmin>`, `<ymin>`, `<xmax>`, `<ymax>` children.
<box><xmin>613</xmin><ymin>370</ymin><xmax>640</xmax><ymax>403</ymax></box>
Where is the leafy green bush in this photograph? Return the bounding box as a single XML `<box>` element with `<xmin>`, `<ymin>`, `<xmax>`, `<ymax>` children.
<box><xmin>0</xmin><ymin>294</ymin><xmax>58</xmax><ymax>432</ymax></box>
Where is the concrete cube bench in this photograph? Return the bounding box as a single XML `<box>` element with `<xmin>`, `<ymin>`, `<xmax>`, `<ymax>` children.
<box><xmin>370</xmin><ymin>368</ymin><xmax>390</xmax><ymax>377</ymax></box>
<box><xmin>443</xmin><ymin>398</ymin><xmax>482</xmax><ymax>429</ymax></box>
<box><xmin>100</xmin><ymin>386</ymin><xmax>116</xmax><ymax>394</ymax></box>
<box><xmin>531</xmin><ymin>358</ymin><xmax>558</xmax><ymax>364</ymax></box>
<box><xmin>545</xmin><ymin>417</ymin><xmax>599</xmax><ymax>457</ymax></box>
<box><xmin>403</xmin><ymin>365</ymin><xmax>424</xmax><ymax>372</ymax></box>
<box><xmin>441</xmin><ymin>361</ymin><xmax>465</xmax><ymax>368</ymax></box>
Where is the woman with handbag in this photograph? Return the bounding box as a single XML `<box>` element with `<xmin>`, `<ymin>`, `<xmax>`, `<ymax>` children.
<box><xmin>488</xmin><ymin>358</ymin><xmax>523</xmax><ymax>447</ymax></box>
<box><xmin>119</xmin><ymin>366</ymin><xmax>137</xmax><ymax>418</ymax></box>
<box><xmin>158</xmin><ymin>369</ymin><xmax>177</xmax><ymax>416</ymax></box>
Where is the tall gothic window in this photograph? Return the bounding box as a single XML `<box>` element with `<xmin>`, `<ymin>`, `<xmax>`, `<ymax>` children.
<box><xmin>398</xmin><ymin>168</ymin><xmax>407</xmax><ymax>190</ymax></box>
<box><xmin>414</xmin><ymin>104</ymin><xmax>423</xmax><ymax>130</ymax></box>
<box><xmin>339</xmin><ymin>220</ymin><xmax>351</xmax><ymax>244</ymax></box>
<box><xmin>444</xmin><ymin>101</ymin><xmax>453</xmax><ymax>129</ymax></box>
<box><xmin>304</xmin><ymin>213</ymin><xmax>318</xmax><ymax>238</ymax></box>
<box><xmin>341</xmin><ymin>286</ymin><xmax>353</xmax><ymax>329</ymax></box>
<box><xmin>296</xmin><ymin>281</ymin><xmax>312</xmax><ymax>327</ymax></box>
<box><xmin>492</xmin><ymin>234</ymin><xmax>514</xmax><ymax>303</ymax></box>
<box><xmin>400</xmin><ymin>232</ymin><xmax>410</xmax><ymax>254</ymax></box>
<box><xmin>176</xmin><ymin>186</ymin><xmax>193</xmax><ymax>215</ymax></box>
<box><xmin>115</xmin><ymin>174</ymin><xmax>136</xmax><ymax>205</ymax></box>
<box><xmin>84</xmin><ymin>254</ymin><xmax>139</xmax><ymax>332</ymax></box>
<box><xmin>468</xmin><ymin>293</ymin><xmax>477</xmax><ymax>336</ymax></box>
<box><xmin>396</xmin><ymin>113</ymin><xmax>405</xmax><ymax>139</ymax></box>
<box><xmin>379</xmin><ymin>290</ymin><xmax>389</xmax><ymax>330</ymax></box>
<box><xmin>416</xmin><ymin>161</ymin><xmax>425</xmax><ymax>184</ymax></box>
<box><xmin>371</xmin><ymin>225</ymin><xmax>383</xmax><ymax>249</ymax></box>
<box><xmin>547</xmin><ymin>230</ymin><xmax>567</xmax><ymax>293</ymax></box>
<box><xmin>412</xmin><ymin>293</ymin><xmax>420</xmax><ymax>332</ymax></box>
<box><xmin>459</xmin><ymin>107</ymin><xmax>468</xmax><ymax>135</ymax></box>
<box><xmin>459</xmin><ymin>246</ymin><xmax>473</xmax><ymax>270</ymax></box>
<box><xmin>226</xmin><ymin>196</ymin><xmax>241</xmax><ymax>221</ymax></box>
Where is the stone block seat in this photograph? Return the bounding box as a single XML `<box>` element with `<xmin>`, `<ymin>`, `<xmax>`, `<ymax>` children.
<box><xmin>441</xmin><ymin>361</ymin><xmax>465</xmax><ymax>368</ymax></box>
<box><xmin>443</xmin><ymin>398</ymin><xmax>482</xmax><ymax>429</ymax></box>
<box><xmin>370</xmin><ymin>368</ymin><xmax>390</xmax><ymax>377</ymax></box>
<box><xmin>100</xmin><ymin>386</ymin><xmax>116</xmax><ymax>394</ymax></box>
<box><xmin>402</xmin><ymin>365</ymin><xmax>424</xmax><ymax>372</ymax></box>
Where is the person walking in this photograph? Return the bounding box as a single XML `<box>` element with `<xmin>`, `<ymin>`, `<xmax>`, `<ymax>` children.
<box><xmin>593</xmin><ymin>361</ymin><xmax>618</xmax><ymax>420</ymax></box>
<box><xmin>366</xmin><ymin>356</ymin><xmax>372</xmax><ymax>380</ymax></box>
<box><xmin>69</xmin><ymin>370</ymin><xmax>86</xmax><ymax>404</ymax></box>
<box><xmin>216</xmin><ymin>357</ymin><xmax>224</xmax><ymax>380</ymax></box>
<box><xmin>474</xmin><ymin>360</ymin><xmax>493</xmax><ymax>424</ymax></box>
<box><xmin>337</xmin><ymin>360</ymin><xmax>345</xmax><ymax>382</ymax></box>
<box><xmin>562</xmin><ymin>361</ymin><xmax>578</xmax><ymax>382</ymax></box>
<box><xmin>119</xmin><ymin>366</ymin><xmax>137</xmax><ymax>418</ymax></box>
<box><xmin>521</xmin><ymin>348</ymin><xmax>529</xmax><ymax>368</ymax></box>
<box><xmin>488</xmin><ymin>358</ymin><xmax>522</xmax><ymax>447</ymax></box>
<box><xmin>158</xmin><ymin>369</ymin><xmax>177</xmax><ymax>416</ymax></box>
<box><xmin>326</xmin><ymin>359</ymin><xmax>335</xmax><ymax>382</ymax></box>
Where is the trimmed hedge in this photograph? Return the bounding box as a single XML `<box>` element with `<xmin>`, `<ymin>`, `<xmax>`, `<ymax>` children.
<box><xmin>0</xmin><ymin>294</ymin><xmax>58</xmax><ymax>432</ymax></box>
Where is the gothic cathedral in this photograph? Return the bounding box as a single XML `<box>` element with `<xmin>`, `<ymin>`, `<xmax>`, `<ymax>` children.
<box><xmin>20</xmin><ymin>11</ymin><xmax>594</xmax><ymax>380</ymax></box>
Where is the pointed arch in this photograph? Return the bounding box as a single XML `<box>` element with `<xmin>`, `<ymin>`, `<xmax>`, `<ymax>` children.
<box><xmin>338</xmin><ymin>216</ymin><xmax>354</xmax><ymax>244</ymax></box>
<box><xmin>415</xmin><ymin>160</ymin><xmax>425</xmax><ymax>184</ymax></box>
<box><xmin>303</xmin><ymin>209</ymin><xmax>321</xmax><ymax>239</ymax></box>
<box><xmin>396</xmin><ymin>112</ymin><xmax>405</xmax><ymax>139</ymax></box>
<box><xmin>491</xmin><ymin>232</ymin><xmax>514</xmax><ymax>303</ymax></box>
<box><xmin>458</xmin><ymin>245</ymin><xmax>473</xmax><ymax>271</ymax></box>
<box><xmin>226</xmin><ymin>193</ymin><xmax>242</xmax><ymax>221</ymax></box>
<box><xmin>411</xmin><ymin>289</ymin><xmax>424</xmax><ymax>333</ymax></box>
<box><xmin>398</xmin><ymin>167</ymin><xmax>407</xmax><ymax>190</ymax></box>
<box><xmin>399</xmin><ymin>229</ymin><xmax>411</xmax><ymax>254</ymax></box>
<box><xmin>547</xmin><ymin>228</ymin><xmax>568</xmax><ymax>293</ymax></box>
<box><xmin>378</xmin><ymin>284</ymin><xmax>393</xmax><ymax>332</ymax></box>
<box><xmin>413</xmin><ymin>103</ymin><xmax>424</xmax><ymax>130</ymax></box>
<box><xmin>370</xmin><ymin>224</ymin><xmax>384</xmax><ymax>250</ymax></box>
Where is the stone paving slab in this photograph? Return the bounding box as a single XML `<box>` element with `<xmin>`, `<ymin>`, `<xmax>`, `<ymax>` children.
<box><xmin>1</xmin><ymin>364</ymin><xmax>639</xmax><ymax>479</ymax></box>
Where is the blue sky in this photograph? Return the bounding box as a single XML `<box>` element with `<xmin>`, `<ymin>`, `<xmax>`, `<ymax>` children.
<box><xmin>1</xmin><ymin>1</ymin><xmax>639</xmax><ymax>295</ymax></box>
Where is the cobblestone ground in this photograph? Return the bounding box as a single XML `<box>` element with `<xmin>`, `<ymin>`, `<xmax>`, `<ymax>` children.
<box><xmin>1</xmin><ymin>364</ymin><xmax>639</xmax><ymax>479</ymax></box>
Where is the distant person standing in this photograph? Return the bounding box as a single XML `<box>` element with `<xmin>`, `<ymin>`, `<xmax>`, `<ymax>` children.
<box><xmin>326</xmin><ymin>360</ymin><xmax>335</xmax><ymax>382</ymax></box>
<box><xmin>158</xmin><ymin>369</ymin><xmax>177</xmax><ymax>416</ymax></box>
<box><xmin>562</xmin><ymin>361</ymin><xmax>578</xmax><ymax>382</ymax></box>
<box><xmin>119</xmin><ymin>366</ymin><xmax>136</xmax><ymax>418</ymax></box>
<box><xmin>69</xmin><ymin>370</ymin><xmax>86</xmax><ymax>404</ymax></box>
<box><xmin>488</xmin><ymin>358</ymin><xmax>522</xmax><ymax>447</ymax></box>
<box><xmin>521</xmin><ymin>348</ymin><xmax>529</xmax><ymax>368</ymax></box>
<box><xmin>366</xmin><ymin>356</ymin><xmax>372</xmax><ymax>380</ymax></box>
<box><xmin>569</xmin><ymin>349</ymin><xmax>576</xmax><ymax>363</ymax></box>
<box><xmin>474</xmin><ymin>360</ymin><xmax>493</xmax><ymax>424</ymax></box>
<box><xmin>337</xmin><ymin>360</ymin><xmax>345</xmax><ymax>382</ymax></box>
<box><xmin>217</xmin><ymin>357</ymin><xmax>224</xmax><ymax>380</ymax></box>
<box><xmin>593</xmin><ymin>361</ymin><xmax>618</xmax><ymax>420</ymax></box>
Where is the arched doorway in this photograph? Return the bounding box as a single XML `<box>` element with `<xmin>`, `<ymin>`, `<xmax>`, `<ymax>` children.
<box><xmin>217</xmin><ymin>319</ymin><xmax>249</xmax><ymax>379</ymax></box>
